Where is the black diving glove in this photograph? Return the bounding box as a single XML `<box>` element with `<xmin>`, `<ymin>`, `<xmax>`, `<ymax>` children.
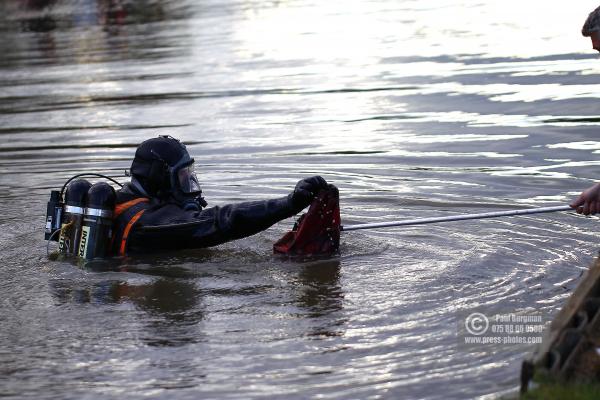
<box><xmin>289</xmin><ymin>175</ymin><xmax>328</xmax><ymax>212</ymax></box>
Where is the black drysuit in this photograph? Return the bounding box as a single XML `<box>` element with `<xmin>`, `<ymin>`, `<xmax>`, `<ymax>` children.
<box><xmin>111</xmin><ymin>183</ymin><xmax>301</xmax><ymax>255</ymax></box>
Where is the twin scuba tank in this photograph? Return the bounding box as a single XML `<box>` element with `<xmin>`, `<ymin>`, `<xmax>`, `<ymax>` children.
<box><xmin>45</xmin><ymin>175</ymin><xmax>117</xmax><ymax>260</ymax></box>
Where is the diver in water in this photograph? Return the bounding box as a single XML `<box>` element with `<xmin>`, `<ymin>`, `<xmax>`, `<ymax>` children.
<box><xmin>112</xmin><ymin>135</ymin><xmax>328</xmax><ymax>256</ymax></box>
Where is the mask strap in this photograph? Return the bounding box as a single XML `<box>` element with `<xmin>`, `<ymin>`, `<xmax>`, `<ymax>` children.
<box><xmin>131</xmin><ymin>176</ymin><xmax>150</xmax><ymax>197</ymax></box>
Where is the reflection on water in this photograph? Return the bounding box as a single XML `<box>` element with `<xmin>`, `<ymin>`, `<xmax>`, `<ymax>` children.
<box><xmin>2</xmin><ymin>0</ymin><xmax>600</xmax><ymax>399</ymax></box>
<box><xmin>51</xmin><ymin>277</ymin><xmax>204</xmax><ymax>347</ymax></box>
<box><xmin>1</xmin><ymin>0</ymin><xmax>187</xmax><ymax>68</ymax></box>
<box><xmin>48</xmin><ymin>256</ymin><xmax>343</xmax><ymax>348</ymax></box>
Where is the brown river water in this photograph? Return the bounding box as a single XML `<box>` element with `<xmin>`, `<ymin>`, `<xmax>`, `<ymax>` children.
<box><xmin>2</xmin><ymin>1</ymin><xmax>600</xmax><ymax>399</ymax></box>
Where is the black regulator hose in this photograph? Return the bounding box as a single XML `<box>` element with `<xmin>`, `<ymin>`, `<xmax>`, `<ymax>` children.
<box><xmin>60</xmin><ymin>173</ymin><xmax>123</xmax><ymax>198</ymax></box>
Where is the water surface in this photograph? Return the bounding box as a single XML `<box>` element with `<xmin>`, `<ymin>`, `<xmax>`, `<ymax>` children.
<box><xmin>2</xmin><ymin>1</ymin><xmax>600</xmax><ymax>399</ymax></box>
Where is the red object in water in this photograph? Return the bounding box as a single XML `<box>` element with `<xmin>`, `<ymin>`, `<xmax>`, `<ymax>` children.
<box><xmin>273</xmin><ymin>185</ymin><xmax>341</xmax><ymax>256</ymax></box>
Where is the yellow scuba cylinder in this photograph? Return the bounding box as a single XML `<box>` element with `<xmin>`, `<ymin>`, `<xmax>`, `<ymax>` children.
<box><xmin>78</xmin><ymin>182</ymin><xmax>116</xmax><ymax>259</ymax></box>
<box><xmin>58</xmin><ymin>179</ymin><xmax>92</xmax><ymax>255</ymax></box>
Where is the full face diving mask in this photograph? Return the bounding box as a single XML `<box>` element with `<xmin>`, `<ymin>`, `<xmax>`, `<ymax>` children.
<box><xmin>169</xmin><ymin>156</ymin><xmax>207</xmax><ymax>211</ymax></box>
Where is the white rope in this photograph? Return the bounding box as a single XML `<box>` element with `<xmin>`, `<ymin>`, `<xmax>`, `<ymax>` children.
<box><xmin>341</xmin><ymin>205</ymin><xmax>573</xmax><ymax>232</ymax></box>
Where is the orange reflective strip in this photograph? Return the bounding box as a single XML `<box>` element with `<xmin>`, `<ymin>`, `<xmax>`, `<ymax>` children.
<box><xmin>114</xmin><ymin>197</ymin><xmax>149</xmax><ymax>218</ymax></box>
<box><xmin>119</xmin><ymin>209</ymin><xmax>146</xmax><ymax>256</ymax></box>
